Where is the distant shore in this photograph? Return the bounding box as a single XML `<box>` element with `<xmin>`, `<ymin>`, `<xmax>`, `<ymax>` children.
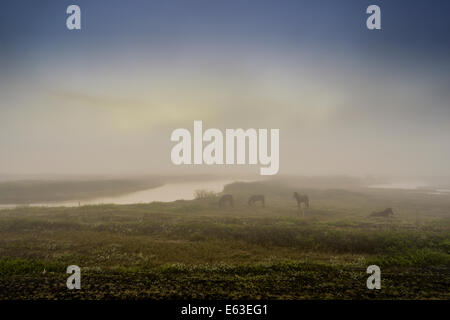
<box><xmin>0</xmin><ymin>175</ymin><xmax>251</xmax><ymax>207</ymax></box>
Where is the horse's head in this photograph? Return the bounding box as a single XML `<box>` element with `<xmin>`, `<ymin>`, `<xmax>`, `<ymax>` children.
<box><xmin>293</xmin><ymin>192</ymin><xmax>298</xmax><ymax>198</ymax></box>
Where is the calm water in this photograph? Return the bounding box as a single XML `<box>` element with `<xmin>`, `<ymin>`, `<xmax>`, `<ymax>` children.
<box><xmin>0</xmin><ymin>179</ymin><xmax>237</xmax><ymax>209</ymax></box>
<box><xmin>368</xmin><ymin>182</ymin><xmax>428</xmax><ymax>190</ymax></box>
<box><xmin>369</xmin><ymin>182</ymin><xmax>450</xmax><ymax>195</ymax></box>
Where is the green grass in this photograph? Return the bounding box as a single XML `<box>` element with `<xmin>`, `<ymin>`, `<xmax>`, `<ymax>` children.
<box><xmin>0</xmin><ymin>181</ymin><xmax>449</xmax><ymax>299</ymax></box>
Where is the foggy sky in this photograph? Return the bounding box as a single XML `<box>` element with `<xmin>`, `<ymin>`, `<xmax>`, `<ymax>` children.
<box><xmin>1</xmin><ymin>0</ymin><xmax>450</xmax><ymax>177</ymax></box>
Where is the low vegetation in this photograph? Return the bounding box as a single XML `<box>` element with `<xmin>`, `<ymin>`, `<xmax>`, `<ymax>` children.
<box><xmin>0</xmin><ymin>181</ymin><xmax>448</xmax><ymax>299</ymax></box>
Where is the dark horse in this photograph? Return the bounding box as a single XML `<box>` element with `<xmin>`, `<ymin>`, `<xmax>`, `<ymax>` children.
<box><xmin>293</xmin><ymin>192</ymin><xmax>309</xmax><ymax>209</ymax></box>
<box><xmin>218</xmin><ymin>194</ymin><xmax>233</xmax><ymax>208</ymax></box>
<box><xmin>248</xmin><ymin>195</ymin><xmax>265</xmax><ymax>207</ymax></box>
<box><xmin>370</xmin><ymin>208</ymin><xmax>394</xmax><ymax>217</ymax></box>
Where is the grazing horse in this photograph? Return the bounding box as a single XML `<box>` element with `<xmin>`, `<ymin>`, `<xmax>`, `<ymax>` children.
<box><xmin>248</xmin><ymin>195</ymin><xmax>265</xmax><ymax>207</ymax></box>
<box><xmin>293</xmin><ymin>192</ymin><xmax>309</xmax><ymax>209</ymax></box>
<box><xmin>218</xmin><ymin>194</ymin><xmax>233</xmax><ymax>208</ymax></box>
<box><xmin>370</xmin><ymin>208</ymin><xmax>394</xmax><ymax>218</ymax></box>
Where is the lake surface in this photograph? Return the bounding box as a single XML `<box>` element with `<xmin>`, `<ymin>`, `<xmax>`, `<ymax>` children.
<box><xmin>368</xmin><ymin>182</ymin><xmax>428</xmax><ymax>190</ymax></box>
<box><xmin>0</xmin><ymin>179</ymin><xmax>237</xmax><ymax>209</ymax></box>
<box><xmin>368</xmin><ymin>182</ymin><xmax>450</xmax><ymax>195</ymax></box>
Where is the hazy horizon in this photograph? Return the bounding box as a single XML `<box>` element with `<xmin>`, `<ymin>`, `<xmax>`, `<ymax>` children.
<box><xmin>1</xmin><ymin>1</ymin><xmax>450</xmax><ymax>178</ymax></box>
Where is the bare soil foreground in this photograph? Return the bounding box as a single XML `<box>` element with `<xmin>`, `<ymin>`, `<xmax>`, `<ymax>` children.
<box><xmin>0</xmin><ymin>180</ymin><xmax>449</xmax><ymax>299</ymax></box>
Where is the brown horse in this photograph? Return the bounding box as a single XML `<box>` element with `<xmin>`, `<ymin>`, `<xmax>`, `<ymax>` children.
<box><xmin>248</xmin><ymin>195</ymin><xmax>265</xmax><ymax>207</ymax></box>
<box><xmin>218</xmin><ymin>194</ymin><xmax>233</xmax><ymax>208</ymax></box>
<box><xmin>293</xmin><ymin>192</ymin><xmax>309</xmax><ymax>209</ymax></box>
<box><xmin>370</xmin><ymin>208</ymin><xmax>394</xmax><ymax>217</ymax></box>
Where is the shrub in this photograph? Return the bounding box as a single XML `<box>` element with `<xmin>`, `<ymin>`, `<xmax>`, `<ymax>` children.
<box><xmin>194</xmin><ymin>190</ymin><xmax>218</xmax><ymax>200</ymax></box>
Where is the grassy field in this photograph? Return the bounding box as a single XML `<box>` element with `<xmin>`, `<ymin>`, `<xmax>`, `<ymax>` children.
<box><xmin>0</xmin><ymin>180</ymin><xmax>449</xmax><ymax>299</ymax></box>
